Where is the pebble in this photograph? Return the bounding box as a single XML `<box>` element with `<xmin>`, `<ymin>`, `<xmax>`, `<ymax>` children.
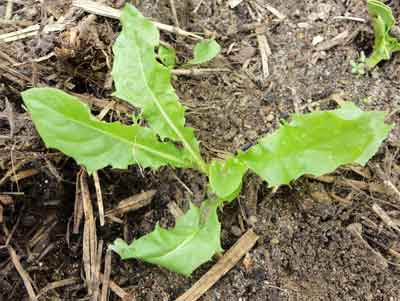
<box><xmin>266</xmin><ymin>113</ymin><xmax>274</xmax><ymax>122</ymax></box>
<box><xmin>231</xmin><ymin>225</ymin><xmax>243</xmax><ymax>237</ymax></box>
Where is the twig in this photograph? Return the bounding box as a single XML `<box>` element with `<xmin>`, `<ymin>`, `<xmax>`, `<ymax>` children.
<box><xmin>333</xmin><ymin>16</ymin><xmax>366</xmax><ymax>23</ymax></box>
<box><xmin>93</xmin><ymin>172</ymin><xmax>105</xmax><ymax>226</ymax></box>
<box><xmin>100</xmin><ymin>273</ymin><xmax>131</xmax><ymax>300</ymax></box>
<box><xmin>169</xmin><ymin>0</ymin><xmax>180</xmax><ymax>27</ymax></box>
<box><xmin>372</xmin><ymin>203</ymin><xmax>400</xmax><ymax>233</ymax></box>
<box><xmin>8</xmin><ymin>246</ymin><xmax>37</xmax><ymax>300</ymax></box>
<box><xmin>36</xmin><ymin>278</ymin><xmax>80</xmax><ymax>300</ymax></box>
<box><xmin>172</xmin><ymin>68</ymin><xmax>230</xmax><ymax>76</ymax></box>
<box><xmin>228</xmin><ymin>0</ymin><xmax>243</xmax><ymax>9</ymax></box>
<box><xmin>5</xmin><ymin>0</ymin><xmax>14</xmax><ymax>20</ymax></box>
<box><xmin>193</xmin><ymin>0</ymin><xmax>205</xmax><ymax>13</ymax></box>
<box><xmin>105</xmin><ymin>190</ymin><xmax>156</xmax><ymax>217</ymax></box>
<box><xmin>100</xmin><ymin>249</ymin><xmax>112</xmax><ymax>301</ymax></box>
<box><xmin>347</xmin><ymin>223</ymin><xmax>388</xmax><ymax>269</ymax></box>
<box><xmin>176</xmin><ymin>229</ymin><xmax>259</xmax><ymax>301</ymax></box>
<box><xmin>0</xmin><ymin>24</ymin><xmax>66</xmax><ymax>43</ymax></box>
<box><xmin>264</xmin><ymin>4</ymin><xmax>285</xmax><ymax>20</ymax></box>
<box><xmin>72</xmin><ymin>0</ymin><xmax>203</xmax><ymax>39</ymax></box>
<box><xmin>316</xmin><ymin>30</ymin><xmax>349</xmax><ymax>51</ymax></box>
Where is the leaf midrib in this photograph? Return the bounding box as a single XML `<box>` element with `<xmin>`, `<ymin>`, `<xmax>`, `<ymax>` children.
<box><xmin>130</xmin><ymin>31</ymin><xmax>206</xmax><ymax>172</ymax></box>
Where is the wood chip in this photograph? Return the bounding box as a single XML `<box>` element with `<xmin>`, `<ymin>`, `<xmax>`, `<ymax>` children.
<box><xmin>228</xmin><ymin>0</ymin><xmax>243</xmax><ymax>9</ymax></box>
<box><xmin>315</xmin><ymin>30</ymin><xmax>349</xmax><ymax>51</ymax></box>
<box><xmin>72</xmin><ymin>0</ymin><xmax>202</xmax><ymax>39</ymax></box>
<box><xmin>8</xmin><ymin>246</ymin><xmax>37</xmax><ymax>300</ymax></box>
<box><xmin>265</xmin><ymin>4</ymin><xmax>286</xmax><ymax>20</ymax></box>
<box><xmin>176</xmin><ymin>229</ymin><xmax>259</xmax><ymax>301</ymax></box>
<box><xmin>105</xmin><ymin>190</ymin><xmax>156</xmax><ymax>217</ymax></box>
<box><xmin>255</xmin><ymin>26</ymin><xmax>271</xmax><ymax>79</ymax></box>
<box><xmin>0</xmin><ymin>205</ymin><xmax>3</xmax><ymax>224</ymax></box>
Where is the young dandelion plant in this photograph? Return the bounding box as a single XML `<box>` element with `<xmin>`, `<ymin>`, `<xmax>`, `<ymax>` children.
<box><xmin>21</xmin><ymin>4</ymin><xmax>393</xmax><ymax>276</ymax></box>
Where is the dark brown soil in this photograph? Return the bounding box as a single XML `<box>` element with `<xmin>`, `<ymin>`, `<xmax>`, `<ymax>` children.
<box><xmin>1</xmin><ymin>0</ymin><xmax>400</xmax><ymax>300</ymax></box>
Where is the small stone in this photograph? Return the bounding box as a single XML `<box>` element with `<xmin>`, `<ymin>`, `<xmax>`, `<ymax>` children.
<box><xmin>312</xmin><ymin>35</ymin><xmax>324</xmax><ymax>46</ymax></box>
<box><xmin>266</xmin><ymin>113</ymin><xmax>274</xmax><ymax>122</ymax></box>
<box><xmin>248</xmin><ymin>215</ymin><xmax>258</xmax><ymax>226</ymax></box>
<box><xmin>231</xmin><ymin>225</ymin><xmax>242</xmax><ymax>237</ymax></box>
<box><xmin>270</xmin><ymin>238</ymin><xmax>280</xmax><ymax>245</ymax></box>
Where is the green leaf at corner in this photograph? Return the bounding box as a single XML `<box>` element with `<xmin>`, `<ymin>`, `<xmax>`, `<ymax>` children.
<box><xmin>21</xmin><ymin>88</ymin><xmax>191</xmax><ymax>173</ymax></box>
<box><xmin>366</xmin><ymin>0</ymin><xmax>400</xmax><ymax>68</ymax></box>
<box><xmin>158</xmin><ymin>45</ymin><xmax>176</xmax><ymax>68</ymax></box>
<box><xmin>111</xmin><ymin>203</ymin><xmax>222</xmax><ymax>276</ymax></box>
<box><xmin>188</xmin><ymin>39</ymin><xmax>221</xmax><ymax>65</ymax></box>
<box><xmin>238</xmin><ymin>102</ymin><xmax>392</xmax><ymax>187</ymax></box>
<box><xmin>209</xmin><ymin>157</ymin><xmax>247</xmax><ymax>201</ymax></box>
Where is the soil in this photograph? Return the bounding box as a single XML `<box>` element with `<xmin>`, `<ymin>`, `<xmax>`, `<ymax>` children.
<box><xmin>1</xmin><ymin>0</ymin><xmax>400</xmax><ymax>300</ymax></box>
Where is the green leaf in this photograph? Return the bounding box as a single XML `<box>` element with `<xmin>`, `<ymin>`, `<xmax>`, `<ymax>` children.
<box><xmin>158</xmin><ymin>45</ymin><xmax>176</xmax><ymax>68</ymax></box>
<box><xmin>111</xmin><ymin>203</ymin><xmax>222</xmax><ymax>276</ymax></box>
<box><xmin>188</xmin><ymin>39</ymin><xmax>221</xmax><ymax>65</ymax></box>
<box><xmin>238</xmin><ymin>102</ymin><xmax>392</xmax><ymax>187</ymax></box>
<box><xmin>366</xmin><ymin>0</ymin><xmax>400</xmax><ymax>68</ymax></box>
<box><xmin>209</xmin><ymin>157</ymin><xmax>247</xmax><ymax>201</ymax></box>
<box><xmin>112</xmin><ymin>4</ymin><xmax>206</xmax><ymax>173</ymax></box>
<box><xmin>21</xmin><ymin>88</ymin><xmax>191</xmax><ymax>173</ymax></box>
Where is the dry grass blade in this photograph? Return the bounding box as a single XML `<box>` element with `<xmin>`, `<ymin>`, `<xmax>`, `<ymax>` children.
<box><xmin>93</xmin><ymin>172</ymin><xmax>105</xmax><ymax>226</ymax></box>
<box><xmin>10</xmin><ymin>169</ymin><xmax>40</xmax><ymax>182</ymax></box>
<box><xmin>105</xmin><ymin>190</ymin><xmax>156</xmax><ymax>217</ymax></box>
<box><xmin>36</xmin><ymin>277</ymin><xmax>80</xmax><ymax>299</ymax></box>
<box><xmin>73</xmin><ymin>169</ymin><xmax>84</xmax><ymax>234</ymax></box>
<box><xmin>72</xmin><ymin>0</ymin><xmax>203</xmax><ymax>39</ymax></box>
<box><xmin>81</xmin><ymin>171</ymin><xmax>97</xmax><ymax>294</ymax></box>
<box><xmin>8</xmin><ymin>246</ymin><xmax>37</xmax><ymax>300</ymax></box>
<box><xmin>0</xmin><ymin>24</ymin><xmax>66</xmax><ymax>42</ymax></box>
<box><xmin>100</xmin><ymin>249</ymin><xmax>112</xmax><ymax>301</ymax></box>
<box><xmin>100</xmin><ymin>273</ymin><xmax>131</xmax><ymax>300</ymax></box>
<box><xmin>176</xmin><ymin>229</ymin><xmax>259</xmax><ymax>301</ymax></box>
<box><xmin>91</xmin><ymin>240</ymin><xmax>103</xmax><ymax>301</ymax></box>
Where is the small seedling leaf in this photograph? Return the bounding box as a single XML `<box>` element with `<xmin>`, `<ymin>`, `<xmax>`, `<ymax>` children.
<box><xmin>111</xmin><ymin>203</ymin><xmax>222</xmax><ymax>276</ymax></box>
<box><xmin>22</xmin><ymin>88</ymin><xmax>191</xmax><ymax>173</ymax></box>
<box><xmin>188</xmin><ymin>39</ymin><xmax>221</xmax><ymax>65</ymax></box>
<box><xmin>158</xmin><ymin>45</ymin><xmax>176</xmax><ymax>68</ymax></box>
<box><xmin>238</xmin><ymin>102</ymin><xmax>392</xmax><ymax>187</ymax></box>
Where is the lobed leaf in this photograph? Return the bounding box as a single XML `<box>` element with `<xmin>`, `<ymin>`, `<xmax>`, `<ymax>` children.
<box><xmin>239</xmin><ymin>102</ymin><xmax>392</xmax><ymax>187</ymax></box>
<box><xmin>209</xmin><ymin>157</ymin><xmax>247</xmax><ymax>201</ymax></box>
<box><xmin>188</xmin><ymin>39</ymin><xmax>221</xmax><ymax>65</ymax></box>
<box><xmin>112</xmin><ymin>4</ymin><xmax>206</xmax><ymax>172</ymax></box>
<box><xmin>22</xmin><ymin>88</ymin><xmax>191</xmax><ymax>173</ymax></box>
<box><xmin>111</xmin><ymin>203</ymin><xmax>222</xmax><ymax>276</ymax></box>
<box><xmin>366</xmin><ymin>0</ymin><xmax>400</xmax><ymax>68</ymax></box>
